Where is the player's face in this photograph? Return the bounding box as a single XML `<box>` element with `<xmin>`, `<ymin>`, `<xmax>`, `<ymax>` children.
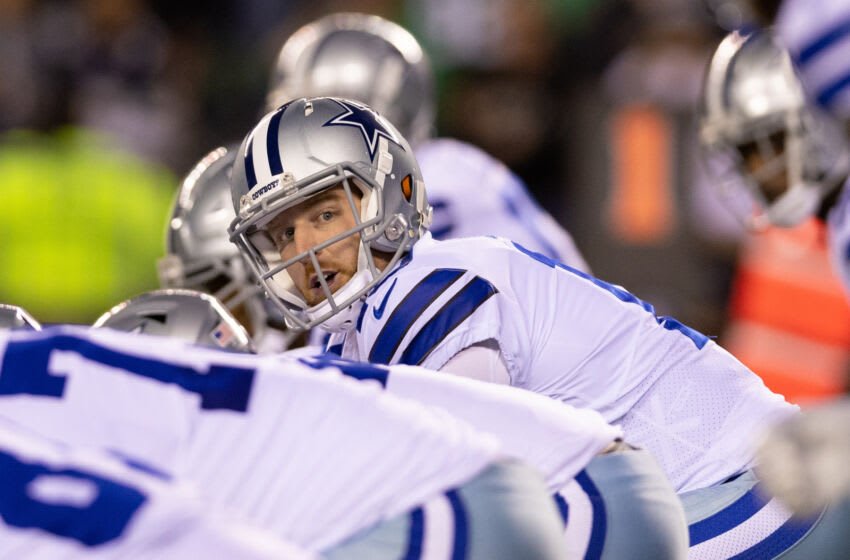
<box><xmin>737</xmin><ymin>131</ymin><xmax>789</xmax><ymax>203</ymax></box>
<box><xmin>265</xmin><ymin>186</ymin><xmax>362</xmax><ymax>306</ymax></box>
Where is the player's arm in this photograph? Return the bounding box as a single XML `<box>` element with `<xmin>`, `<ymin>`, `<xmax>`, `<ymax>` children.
<box><xmin>439</xmin><ymin>339</ymin><xmax>511</xmax><ymax>384</ymax></box>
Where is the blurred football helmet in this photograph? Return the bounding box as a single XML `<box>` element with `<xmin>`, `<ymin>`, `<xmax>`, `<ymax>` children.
<box><xmin>699</xmin><ymin>29</ymin><xmax>850</xmax><ymax>230</ymax></box>
<box><xmin>0</xmin><ymin>304</ymin><xmax>42</xmax><ymax>331</ymax></box>
<box><xmin>158</xmin><ymin>147</ymin><xmax>275</xmax><ymax>338</ymax></box>
<box><xmin>229</xmin><ymin>96</ymin><xmax>431</xmax><ymax>332</ymax></box>
<box><xmin>266</xmin><ymin>13</ymin><xmax>435</xmax><ymax>147</ymax></box>
<box><xmin>93</xmin><ymin>289</ymin><xmax>255</xmax><ymax>353</ymax></box>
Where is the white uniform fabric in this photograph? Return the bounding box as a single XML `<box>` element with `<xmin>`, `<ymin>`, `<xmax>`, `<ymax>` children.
<box><xmin>290</xmin><ymin>353</ymin><xmax>622</xmax><ymax>493</ymax></box>
<box><xmin>329</xmin><ymin>234</ymin><xmax>798</xmax><ymax>493</ymax></box>
<box><xmin>0</xmin><ymin>418</ymin><xmax>316</xmax><ymax>560</ymax></box>
<box><xmin>416</xmin><ymin>138</ymin><xmax>590</xmax><ymax>272</ymax></box>
<box><xmin>0</xmin><ymin>326</ymin><xmax>499</xmax><ymax>552</ymax></box>
<box><xmin>826</xmin><ymin>178</ymin><xmax>850</xmax><ymax>298</ymax></box>
<box><xmin>776</xmin><ymin>0</ymin><xmax>850</xmax><ymax>121</ymax></box>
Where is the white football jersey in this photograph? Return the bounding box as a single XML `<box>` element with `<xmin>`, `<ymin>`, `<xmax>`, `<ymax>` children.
<box><xmin>332</xmin><ymin>234</ymin><xmax>798</xmax><ymax>492</ymax></box>
<box><xmin>416</xmin><ymin>138</ymin><xmax>590</xmax><ymax>272</ymax></box>
<box><xmin>290</xmin><ymin>353</ymin><xmax>622</xmax><ymax>492</ymax></box>
<box><xmin>827</xmin><ymin>179</ymin><xmax>850</xmax><ymax>298</ymax></box>
<box><xmin>0</xmin><ymin>326</ymin><xmax>499</xmax><ymax>551</ymax></box>
<box><xmin>0</xmin><ymin>418</ymin><xmax>316</xmax><ymax>560</ymax></box>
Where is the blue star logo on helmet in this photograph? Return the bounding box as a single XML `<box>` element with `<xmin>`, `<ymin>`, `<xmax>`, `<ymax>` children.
<box><xmin>323</xmin><ymin>99</ymin><xmax>402</xmax><ymax>161</ymax></box>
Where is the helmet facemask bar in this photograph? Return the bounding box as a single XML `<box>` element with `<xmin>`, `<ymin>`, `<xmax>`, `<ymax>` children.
<box><xmin>230</xmin><ymin>162</ymin><xmax>410</xmax><ymax>331</ymax></box>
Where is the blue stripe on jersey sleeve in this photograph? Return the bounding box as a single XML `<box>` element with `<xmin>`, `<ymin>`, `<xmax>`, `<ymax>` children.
<box><xmin>368</xmin><ymin>269</ymin><xmax>466</xmax><ymax>364</ymax></box>
<box><xmin>575</xmin><ymin>470</ymin><xmax>607</xmax><ymax>560</ymax></box>
<box><xmin>0</xmin><ymin>450</ymin><xmax>146</xmax><ymax>547</ymax></box>
<box><xmin>398</xmin><ymin>276</ymin><xmax>498</xmax><ymax>366</ymax></box>
<box><xmin>730</xmin><ymin>511</ymin><xmax>821</xmax><ymax>560</ymax></box>
<box><xmin>798</xmin><ymin>18</ymin><xmax>850</xmax><ymax>65</ymax></box>
<box><xmin>298</xmin><ymin>354</ymin><xmax>390</xmax><ymax>387</ymax></box>
<box><xmin>688</xmin><ymin>483</ymin><xmax>769</xmax><ymax>546</ymax></box>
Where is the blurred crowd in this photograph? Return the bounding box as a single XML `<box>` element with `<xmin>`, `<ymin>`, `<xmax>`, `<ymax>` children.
<box><xmin>2</xmin><ymin>0</ymin><xmax>847</xmax><ymax>400</ymax></box>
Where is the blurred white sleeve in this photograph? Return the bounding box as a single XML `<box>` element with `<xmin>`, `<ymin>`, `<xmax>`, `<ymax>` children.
<box><xmin>440</xmin><ymin>340</ymin><xmax>511</xmax><ymax>385</ymax></box>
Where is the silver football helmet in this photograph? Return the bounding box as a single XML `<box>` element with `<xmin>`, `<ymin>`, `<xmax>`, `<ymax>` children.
<box><xmin>93</xmin><ymin>289</ymin><xmax>255</xmax><ymax>353</ymax></box>
<box><xmin>700</xmin><ymin>29</ymin><xmax>850</xmax><ymax>230</ymax></box>
<box><xmin>158</xmin><ymin>147</ymin><xmax>273</xmax><ymax>338</ymax></box>
<box><xmin>266</xmin><ymin>13</ymin><xmax>435</xmax><ymax>147</ymax></box>
<box><xmin>229</xmin><ymin>96</ymin><xmax>431</xmax><ymax>332</ymax></box>
<box><xmin>0</xmin><ymin>304</ymin><xmax>42</xmax><ymax>331</ymax></box>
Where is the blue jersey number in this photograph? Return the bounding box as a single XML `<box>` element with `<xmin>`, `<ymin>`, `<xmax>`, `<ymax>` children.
<box><xmin>0</xmin><ymin>450</ymin><xmax>146</xmax><ymax>547</ymax></box>
<box><xmin>0</xmin><ymin>334</ymin><xmax>255</xmax><ymax>411</ymax></box>
<box><xmin>512</xmin><ymin>243</ymin><xmax>710</xmax><ymax>350</ymax></box>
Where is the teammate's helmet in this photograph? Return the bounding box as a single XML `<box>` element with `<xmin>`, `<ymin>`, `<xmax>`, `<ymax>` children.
<box><xmin>699</xmin><ymin>29</ymin><xmax>850</xmax><ymax>230</ymax></box>
<box><xmin>0</xmin><ymin>304</ymin><xmax>42</xmax><ymax>331</ymax></box>
<box><xmin>158</xmin><ymin>147</ymin><xmax>272</xmax><ymax>337</ymax></box>
<box><xmin>265</xmin><ymin>13</ymin><xmax>435</xmax><ymax>147</ymax></box>
<box><xmin>93</xmin><ymin>289</ymin><xmax>255</xmax><ymax>353</ymax></box>
<box><xmin>229</xmin><ymin>97</ymin><xmax>431</xmax><ymax>331</ymax></box>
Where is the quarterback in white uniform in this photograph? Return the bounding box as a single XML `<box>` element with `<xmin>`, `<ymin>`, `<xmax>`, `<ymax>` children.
<box><xmin>0</xmin><ymin>326</ymin><xmax>566</xmax><ymax>559</ymax></box>
<box><xmin>0</xmin><ymin>418</ymin><xmax>316</xmax><ymax>560</ymax></box>
<box><xmin>227</xmin><ymin>95</ymin><xmax>846</xmax><ymax>558</ymax></box>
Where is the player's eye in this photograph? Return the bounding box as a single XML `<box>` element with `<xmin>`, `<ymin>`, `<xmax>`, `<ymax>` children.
<box><xmin>319</xmin><ymin>210</ymin><xmax>335</xmax><ymax>222</ymax></box>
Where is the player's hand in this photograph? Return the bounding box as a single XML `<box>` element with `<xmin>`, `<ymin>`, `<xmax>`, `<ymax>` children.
<box><xmin>756</xmin><ymin>398</ymin><xmax>850</xmax><ymax>515</ymax></box>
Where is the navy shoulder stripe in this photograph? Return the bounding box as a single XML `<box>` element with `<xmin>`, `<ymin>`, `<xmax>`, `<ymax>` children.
<box><xmin>369</xmin><ymin>269</ymin><xmax>465</xmax><ymax>364</ymax></box>
<box><xmin>399</xmin><ymin>276</ymin><xmax>497</xmax><ymax>366</ymax></box>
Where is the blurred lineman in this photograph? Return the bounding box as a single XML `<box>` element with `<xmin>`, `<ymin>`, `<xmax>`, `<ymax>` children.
<box><xmin>0</xmin><ymin>418</ymin><xmax>316</xmax><ymax>560</ymax></box>
<box><xmin>265</xmin><ymin>13</ymin><xmax>589</xmax><ymax>271</ymax></box>
<box><xmin>93</xmin><ymin>289</ymin><xmax>256</xmax><ymax>353</ymax></box>
<box><xmin>0</xmin><ymin>326</ymin><xmax>565</xmax><ymax>559</ymax></box>
<box><xmin>158</xmin><ymin>148</ymin><xmax>297</xmax><ymax>353</ymax></box>
<box><xmin>699</xmin><ymin>27</ymin><xmax>850</xmax><ymax>401</ymax></box>
<box><xmin>228</xmin><ymin>95</ymin><xmax>840</xmax><ymax>557</ymax></box>
<box><xmin>0</xmin><ymin>304</ymin><xmax>41</xmax><ymax>331</ymax></box>
<box><xmin>289</xmin><ymin>352</ymin><xmax>689</xmax><ymax>559</ymax></box>
<box><xmin>94</xmin><ymin>288</ymin><xmax>689</xmax><ymax>557</ymax></box>
<box><xmin>0</xmin><ymin>128</ymin><xmax>174</xmax><ymax>323</ymax></box>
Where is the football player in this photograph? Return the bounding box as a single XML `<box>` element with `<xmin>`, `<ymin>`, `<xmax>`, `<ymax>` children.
<box><xmin>0</xmin><ymin>304</ymin><xmax>41</xmax><ymax>331</ymax></box>
<box><xmin>0</xmin><ymin>417</ymin><xmax>316</xmax><ymax>559</ymax></box>
<box><xmin>0</xmin><ymin>326</ymin><xmax>565</xmax><ymax>559</ymax></box>
<box><xmin>158</xmin><ymin>148</ymin><xmax>298</xmax><ymax>353</ymax></box>
<box><xmin>93</xmin><ymin>286</ymin><xmax>690</xmax><ymax>556</ymax></box>
<box><xmin>264</xmin><ymin>13</ymin><xmax>589</xmax><ymax>271</ymax></box>
<box><xmin>93</xmin><ymin>289</ymin><xmax>255</xmax><ymax>353</ymax></box>
<box><xmin>699</xmin><ymin>28</ymin><xmax>850</xmax><ymax>259</ymax></box>
<box><xmin>228</xmin><ymin>95</ymin><xmax>845</xmax><ymax>558</ymax></box>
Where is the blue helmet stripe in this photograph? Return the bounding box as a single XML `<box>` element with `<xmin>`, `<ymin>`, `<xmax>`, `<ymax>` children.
<box><xmin>398</xmin><ymin>276</ymin><xmax>497</xmax><ymax>366</ymax></box>
<box><xmin>368</xmin><ymin>269</ymin><xmax>465</xmax><ymax>364</ymax></box>
<box><xmin>266</xmin><ymin>108</ymin><xmax>285</xmax><ymax>176</ymax></box>
<box><xmin>244</xmin><ymin>139</ymin><xmax>258</xmax><ymax>189</ymax></box>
